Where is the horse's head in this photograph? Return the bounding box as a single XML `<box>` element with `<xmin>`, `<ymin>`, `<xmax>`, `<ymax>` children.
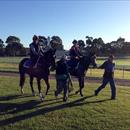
<box><xmin>79</xmin><ymin>52</ymin><xmax>97</xmax><ymax>70</ymax></box>
<box><xmin>89</xmin><ymin>52</ymin><xmax>97</xmax><ymax>68</ymax></box>
<box><xmin>40</xmin><ymin>49</ymin><xmax>56</xmax><ymax>70</ymax></box>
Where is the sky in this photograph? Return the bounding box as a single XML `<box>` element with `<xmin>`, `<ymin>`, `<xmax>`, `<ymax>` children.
<box><xmin>0</xmin><ymin>0</ymin><xmax>130</xmax><ymax>49</ymax></box>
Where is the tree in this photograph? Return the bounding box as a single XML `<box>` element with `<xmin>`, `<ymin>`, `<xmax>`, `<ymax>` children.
<box><xmin>116</xmin><ymin>37</ymin><xmax>125</xmax><ymax>48</ymax></box>
<box><xmin>6</xmin><ymin>36</ymin><xmax>20</xmax><ymax>44</ymax></box>
<box><xmin>0</xmin><ymin>39</ymin><xmax>5</xmax><ymax>56</ymax></box>
<box><xmin>121</xmin><ymin>42</ymin><xmax>130</xmax><ymax>54</ymax></box>
<box><xmin>5</xmin><ymin>36</ymin><xmax>27</xmax><ymax>56</ymax></box>
<box><xmin>97</xmin><ymin>38</ymin><xmax>104</xmax><ymax>49</ymax></box>
<box><xmin>5</xmin><ymin>42</ymin><xmax>26</xmax><ymax>56</ymax></box>
<box><xmin>0</xmin><ymin>39</ymin><xmax>4</xmax><ymax>48</ymax></box>
<box><xmin>78</xmin><ymin>40</ymin><xmax>85</xmax><ymax>48</ymax></box>
<box><xmin>50</xmin><ymin>36</ymin><xmax>63</xmax><ymax>50</ymax></box>
<box><xmin>86</xmin><ymin>36</ymin><xmax>93</xmax><ymax>47</ymax></box>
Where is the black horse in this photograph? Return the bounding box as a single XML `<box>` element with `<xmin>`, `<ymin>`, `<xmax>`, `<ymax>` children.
<box><xmin>19</xmin><ymin>49</ymin><xmax>55</xmax><ymax>101</ymax></box>
<box><xmin>68</xmin><ymin>53</ymin><xmax>97</xmax><ymax>97</ymax></box>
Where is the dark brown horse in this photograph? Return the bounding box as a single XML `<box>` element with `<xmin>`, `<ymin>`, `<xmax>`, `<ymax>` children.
<box><xmin>19</xmin><ymin>49</ymin><xmax>56</xmax><ymax>101</ymax></box>
<box><xmin>68</xmin><ymin>53</ymin><xmax>97</xmax><ymax>97</ymax></box>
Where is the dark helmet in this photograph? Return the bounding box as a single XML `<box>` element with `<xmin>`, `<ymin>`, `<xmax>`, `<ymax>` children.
<box><xmin>109</xmin><ymin>54</ymin><xmax>114</xmax><ymax>59</ymax></box>
<box><xmin>72</xmin><ymin>39</ymin><xmax>78</xmax><ymax>44</ymax></box>
<box><xmin>32</xmin><ymin>35</ymin><xmax>38</xmax><ymax>41</ymax></box>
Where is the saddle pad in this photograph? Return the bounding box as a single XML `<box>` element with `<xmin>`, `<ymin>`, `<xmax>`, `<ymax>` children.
<box><xmin>23</xmin><ymin>59</ymin><xmax>32</xmax><ymax>68</ymax></box>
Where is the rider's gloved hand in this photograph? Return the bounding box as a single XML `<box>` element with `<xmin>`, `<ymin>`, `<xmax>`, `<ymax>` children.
<box><xmin>75</xmin><ymin>56</ymin><xmax>80</xmax><ymax>60</ymax></box>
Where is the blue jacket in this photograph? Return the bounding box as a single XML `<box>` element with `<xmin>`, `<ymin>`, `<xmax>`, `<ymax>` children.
<box><xmin>29</xmin><ymin>42</ymin><xmax>40</xmax><ymax>57</ymax></box>
<box><xmin>99</xmin><ymin>60</ymin><xmax>115</xmax><ymax>78</ymax></box>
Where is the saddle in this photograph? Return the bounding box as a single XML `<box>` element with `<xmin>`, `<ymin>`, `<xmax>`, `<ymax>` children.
<box><xmin>23</xmin><ymin>59</ymin><xmax>42</xmax><ymax>69</ymax></box>
<box><xmin>66</xmin><ymin>59</ymin><xmax>79</xmax><ymax>76</ymax></box>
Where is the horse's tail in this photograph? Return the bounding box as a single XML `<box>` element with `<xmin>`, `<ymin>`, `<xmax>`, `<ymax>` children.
<box><xmin>19</xmin><ymin>58</ymin><xmax>29</xmax><ymax>88</ymax></box>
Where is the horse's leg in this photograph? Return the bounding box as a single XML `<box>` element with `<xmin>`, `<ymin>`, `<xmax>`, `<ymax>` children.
<box><xmin>79</xmin><ymin>76</ymin><xmax>84</xmax><ymax>97</ymax></box>
<box><xmin>37</xmin><ymin>78</ymin><xmax>44</xmax><ymax>101</ymax></box>
<box><xmin>29</xmin><ymin>76</ymin><xmax>35</xmax><ymax>96</ymax></box>
<box><xmin>75</xmin><ymin>77</ymin><xmax>80</xmax><ymax>94</ymax></box>
<box><xmin>75</xmin><ymin>77</ymin><xmax>84</xmax><ymax>96</ymax></box>
<box><xmin>44</xmin><ymin>77</ymin><xmax>50</xmax><ymax>95</ymax></box>
<box><xmin>19</xmin><ymin>73</ymin><xmax>25</xmax><ymax>95</ymax></box>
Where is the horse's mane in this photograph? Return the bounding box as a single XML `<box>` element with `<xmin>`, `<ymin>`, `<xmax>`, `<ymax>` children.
<box><xmin>39</xmin><ymin>48</ymin><xmax>55</xmax><ymax>67</ymax></box>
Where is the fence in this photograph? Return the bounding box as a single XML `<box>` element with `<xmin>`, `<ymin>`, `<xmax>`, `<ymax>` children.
<box><xmin>88</xmin><ymin>66</ymin><xmax>130</xmax><ymax>80</ymax></box>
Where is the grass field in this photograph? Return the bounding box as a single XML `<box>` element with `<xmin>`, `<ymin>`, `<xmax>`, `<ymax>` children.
<box><xmin>0</xmin><ymin>57</ymin><xmax>130</xmax><ymax>79</ymax></box>
<box><xmin>87</xmin><ymin>69</ymin><xmax>130</xmax><ymax>79</ymax></box>
<box><xmin>0</xmin><ymin>57</ymin><xmax>25</xmax><ymax>72</ymax></box>
<box><xmin>0</xmin><ymin>76</ymin><xmax>130</xmax><ymax>130</ymax></box>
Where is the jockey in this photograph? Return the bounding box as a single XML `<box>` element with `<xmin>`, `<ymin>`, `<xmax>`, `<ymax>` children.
<box><xmin>29</xmin><ymin>35</ymin><xmax>41</xmax><ymax>66</ymax></box>
<box><xmin>69</xmin><ymin>40</ymin><xmax>82</xmax><ymax>59</ymax></box>
<box><xmin>69</xmin><ymin>40</ymin><xmax>82</xmax><ymax>69</ymax></box>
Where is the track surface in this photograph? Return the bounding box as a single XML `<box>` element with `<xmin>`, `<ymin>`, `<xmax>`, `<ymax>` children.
<box><xmin>0</xmin><ymin>72</ymin><xmax>129</xmax><ymax>87</ymax></box>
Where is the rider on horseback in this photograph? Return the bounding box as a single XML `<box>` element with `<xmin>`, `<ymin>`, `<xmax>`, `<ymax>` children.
<box><xmin>30</xmin><ymin>35</ymin><xmax>51</xmax><ymax>68</ymax></box>
<box><xmin>68</xmin><ymin>40</ymin><xmax>82</xmax><ymax>70</ymax></box>
<box><xmin>29</xmin><ymin>35</ymin><xmax>41</xmax><ymax>67</ymax></box>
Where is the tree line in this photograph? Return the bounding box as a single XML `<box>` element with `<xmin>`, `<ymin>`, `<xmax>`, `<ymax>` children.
<box><xmin>75</xmin><ymin>36</ymin><xmax>130</xmax><ymax>56</ymax></box>
<box><xmin>0</xmin><ymin>35</ymin><xmax>130</xmax><ymax>56</ymax></box>
<box><xmin>0</xmin><ymin>35</ymin><xmax>63</xmax><ymax>56</ymax></box>
<box><xmin>86</xmin><ymin>36</ymin><xmax>130</xmax><ymax>56</ymax></box>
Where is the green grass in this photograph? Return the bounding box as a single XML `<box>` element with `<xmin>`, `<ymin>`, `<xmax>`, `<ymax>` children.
<box><xmin>87</xmin><ymin>68</ymin><xmax>130</xmax><ymax>79</ymax></box>
<box><xmin>0</xmin><ymin>76</ymin><xmax>130</xmax><ymax>130</ymax></box>
<box><xmin>97</xmin><ymin>58</ymin><xmax>130</xmax><ymax>69</ymax></box>
<box><xmin>0</xmin><ymin>57</ymin><xmax>26</xmax><ymax>72</ymax></box>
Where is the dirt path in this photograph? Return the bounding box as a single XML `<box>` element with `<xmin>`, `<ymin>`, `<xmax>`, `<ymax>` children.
<box><xmin>0</xmin><ymin>72</ymin><xmax>129</xmax><ymax>87</ymax></box>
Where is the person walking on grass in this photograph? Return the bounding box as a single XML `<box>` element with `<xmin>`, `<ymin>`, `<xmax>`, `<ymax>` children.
<box><xmin>95</xmin><ymin>55</ymin><xmax>116</xmax><ymax>100</ymax></box>
<box><xmin>55</xmin><ymin>56</ymin><xmax>71</xmax><ymax>102</ymax></box>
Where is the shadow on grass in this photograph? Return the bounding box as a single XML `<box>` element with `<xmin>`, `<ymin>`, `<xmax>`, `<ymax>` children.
<box><xmin>0</xmin><ymin>100</ymin><xmax>41</xmax><ymax>115</ymax></box>
<box><xmin>0</xmin><ymin>93</ymin><xmax>78</xmax><ymax>116</ymax></box>
<box><xmin>0</xmin><ymin>94</ymin><xmax>33</xmax><ymax>101</ymax></box>
<box><xmin>0</xmin><ymin>93</ymin><xmax>77</xmax><ymax>115</ymax></box>
<box><xmin>0</xmin><ymin>94</ymin><xmax>110</xmax><ymax>126</ymax></box>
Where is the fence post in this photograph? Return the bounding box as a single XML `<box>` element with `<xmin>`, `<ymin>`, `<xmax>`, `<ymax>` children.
<box><xmin>122</xmin><ymin>66</ymin><xmax>124</xmax><ymax>79</ymax></box>
<box><xmin>90</xmin><ymin>68</ymin><xmax>92</xmax><ymax>76</ymax></box>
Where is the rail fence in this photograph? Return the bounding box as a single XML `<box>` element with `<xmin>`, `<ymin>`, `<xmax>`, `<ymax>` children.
<box><xmin>88</xmin><ymin>65</ymin><xmax>130</xmax><ymax>80</ymax></box>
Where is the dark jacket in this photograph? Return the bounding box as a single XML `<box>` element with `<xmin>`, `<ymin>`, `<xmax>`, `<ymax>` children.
<box><xmin>29</xmin><ymin>42</ymin><xmax>40</xmax><ymax>58</ymax></box>
<box><xmin>56</xmin><ymin>59</ymin><xmax>69</xmax><ymax>80</ymax></box>
<box><xmin>69</xmin><ymin>46</ymin><xmax>81</xmax><ymax>59</ymax></box>
<box><xmin>99</xmin><ymin>60</ymin><xmax>115</xmax><ymax>78</ymax></box>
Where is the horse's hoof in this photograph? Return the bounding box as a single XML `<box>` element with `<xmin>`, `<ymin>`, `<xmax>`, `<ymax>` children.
<box><xmin>46</xmin><ymin>88</ymin><xmax>50</xmax><ymax>95</ymax></box>
<box><xmin>80</xmin><ymin>93</ymin><xmax>83</xmax><ymax>97</ymax></box>
<box><xmin>75</xmin><ymin>90</ymin><xmax>79</xmax><ymax>94</ymax></box>
<box><xmin>39</xmin><ymin>93</ymin><xmax>44</xmax><ymax>101</ymax></box>
<box><xmin>32</xmin><ymin>92</ymin><xmax>35</xmax><ymax>96</ymax></box>
<box><xmin>21</xmin><ymin>89</ymin><xmax>24</xmax><ymax>95</ymax></box>
<box><xmin>40</xmin><ymin>97</ymin><xmax>44</xmax><ymax>102</ymax></box>
<box><xmin>69</xmin><ymin>88</ymin><xmax>74</xmax><ymax>93</ymax></box>
<box><xmin>63</xmin><ymin>98</ymin><xmax>67</xmax><ymax>102</ymax></box>
<box><xmin>45</xmin><ymin>90</ymin><xmax>49</xmax><ymax>95</ymax></box>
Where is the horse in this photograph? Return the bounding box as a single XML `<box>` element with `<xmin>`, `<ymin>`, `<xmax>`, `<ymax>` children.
<box><xmin>19</xmin><ymin>49</ymin><xmax>56</xmax><ymax>101</ymax></box>
<box><xmin>67</xmin><ymin>53</ymin><xmax>97</xmax><ymax>97</ymax></box>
